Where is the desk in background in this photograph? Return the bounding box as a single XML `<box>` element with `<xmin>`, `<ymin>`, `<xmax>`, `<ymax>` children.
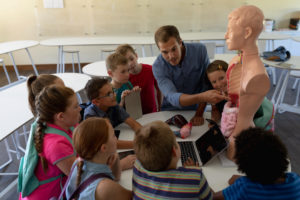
<box><xmin>40</xmin><ymin>36</ymin><xmax>155</xmax><ymax>73</ymax></box>
<box><xmin>116</xmin><ymin>111</ymin><xmax>241</xmax><ymax>192</ymax></box>
<box><xmin>82</xmin><ymin>54</ymin><xmax>235</xmax><ymax>77</ymax></box>
<box><xmin>262</xmin><ymin>56</ymin><xmax>300</xmax><ymax>115</ymax></box>
<box><xmin>0</xmin><ymin>40</ymin><xmax>39</xmax><ymax>80</ymax></box>
<box><xmin>293</xmin><ymin>37</ymin><xmax>300</xmax><ymax>42</ymax></box>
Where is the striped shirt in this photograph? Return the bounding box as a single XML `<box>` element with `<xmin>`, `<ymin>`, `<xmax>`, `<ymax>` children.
<box><xmin>132</xmin><ymin>160</ymin><xmax>213</xmax><ymax>200</ymax></box>
<box><xmin>223</xmin><ymin>172</ymin><xmax>300</xmax><ymax>200</ymax></box>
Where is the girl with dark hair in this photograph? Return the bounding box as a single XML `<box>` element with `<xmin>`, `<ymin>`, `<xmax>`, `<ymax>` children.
<box><xmin>66</xmin><ymin>117</ymin><xmax>132</xmax><ymax>199</ymax></box>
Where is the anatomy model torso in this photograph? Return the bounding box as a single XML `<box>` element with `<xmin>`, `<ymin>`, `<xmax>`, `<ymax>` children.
<box><xmin>221</xmin><ymin>5</ymin><xmax>270</xmax><ymax>159</ymax></box>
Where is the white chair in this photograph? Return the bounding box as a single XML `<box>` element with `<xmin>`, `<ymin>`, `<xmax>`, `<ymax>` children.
<box><xmin>100</xmin><ymin>48</ymin><xmax>115</xmax><ymax>61</ymax></box>
<box><xmin>62</xmin><ymin>50</ymin><xmax>82</xmax><ymax>73</ymax></box>
<box><xmin>203</xmin><ymin>42</ymin><xmax>216</xmax><ymax>59</ymax></box>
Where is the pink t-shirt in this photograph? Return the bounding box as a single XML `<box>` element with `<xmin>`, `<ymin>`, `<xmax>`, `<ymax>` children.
<box><xmin>20</xmin><ymin>123</ymin><xmax>75</xmax><ymax>200</ymax></box>
<box><xmin>129</xmin><ymin>64</ymin><xmax>159</xmax><ymax>114</ymax></box>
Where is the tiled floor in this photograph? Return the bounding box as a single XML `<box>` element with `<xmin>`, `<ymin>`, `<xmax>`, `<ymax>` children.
<box><xmin>0</xmin><ymin>66</ymin><xmax>300</xmax><ymax>200</ymax></box>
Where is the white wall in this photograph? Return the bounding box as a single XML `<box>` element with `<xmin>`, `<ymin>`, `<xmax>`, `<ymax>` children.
<box><xmin>0</xmin><ymin>0</ymin><xmax>299</xmax><ymax>65</ymax></box>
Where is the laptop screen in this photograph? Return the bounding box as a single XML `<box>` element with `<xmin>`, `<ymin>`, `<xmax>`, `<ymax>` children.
<box><xmin>195</xmin><ymin>124</ymin><xmax>228</xmax><ymax>165</ymax></box>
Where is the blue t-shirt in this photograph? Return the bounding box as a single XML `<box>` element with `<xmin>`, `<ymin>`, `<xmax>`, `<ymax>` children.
<box><xmin>83</xmin><ymin>104</ymin><xmax>129</xmax><ymax>127</ymax></box>
<box><xmin>223</xmin><ymin>172</ymin><xmax>300</xmax><ymax>200</ymax></box>
<box><xmin>153</xmin><ymin>42</ymin><xmax>210</xmax><ymax>111</ymax></box>
<box><xmin>66</xmin><ymin>160</ymin><xmax>114</xmax><ymax>200</ymax></box>
<box><xmin>113</xmin><ymin>81</ymin><xmax>133</xmax><ymax>104</ymax></box>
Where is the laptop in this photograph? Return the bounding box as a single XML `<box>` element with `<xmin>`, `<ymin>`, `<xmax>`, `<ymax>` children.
<box><xmin>178</xmin><ymin>119</ymin><xmax>228</xmax><ymax>166</ymax></box>
<box><xmin>124</xmin><ymin>90</ymin><xmax>143</xmax><ymax>120</ymax></box>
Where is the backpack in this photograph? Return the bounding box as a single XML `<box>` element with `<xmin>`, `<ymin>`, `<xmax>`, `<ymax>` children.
<box><xmin>18</xmin><ymin>119</ymin><xmax>75</xmax><ymax>198</ymax></box>
<box><xmin>253</xmin><ymin>97</ymin><xmax>274</xmax><ymax>131</ymax></box>
<box><xmin>262</xmin><ymin>46</ymin><xmax>291</xmax><ymax>62</ymax></box>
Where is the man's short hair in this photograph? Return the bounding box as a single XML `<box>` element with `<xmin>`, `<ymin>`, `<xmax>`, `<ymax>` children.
<box><xmin>154</xmin><ymin>25</ymin><xmax>182</xmax><ymax>47</ymax></box>
<box><xmin>106</xmin><ymin>53</ymin><xmax>128</xmax><ymax>71</ymax></box>
<box><xmin>134</xmin><ymin>121</ymin><xmax>176</xmax><ymax>171</ymax></box>
<box><xmin>234</xmin><ymin>127</ymin><xmax>289</xmax><ymax>184</ymax></box>
<box><xmin>85</xmin><ymin>77</ymin><xmax>109</xmax><ymax>101</ymax></box>
<box><xmin>115</xmin><ymin>44</ymin><xmax>135</xmax><ymax>56</ymax></box>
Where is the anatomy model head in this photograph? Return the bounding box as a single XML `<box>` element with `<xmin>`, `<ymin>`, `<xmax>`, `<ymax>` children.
<box><xmin>225</xmin><ymin>5</ymin><xmax>264</xmax><ymax>51</ymax></box>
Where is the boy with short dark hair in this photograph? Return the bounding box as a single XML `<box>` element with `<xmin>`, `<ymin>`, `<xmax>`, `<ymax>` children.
<box><xmin>133</xmin><ymin>120</ymin><xmax>213</xmax><ymax>199</ymax></box>
<box><xmin>214</xmin><ymin>127</ymin><xmax>300</xmax><ymax>200</ymax></box>
<box><xmin>84</xmin><ymin>77</ymin><xmax>142</xmax><ymax>170</ymax></box>
<box><xmin>116</xmin><ymin>44</ymin><xmax>162</xmax><ymax>114</ymax></box>
<box><xmin>106</xmin><ymin>53</ymin><xmax>140</xmax><ymax>107</ymax></box>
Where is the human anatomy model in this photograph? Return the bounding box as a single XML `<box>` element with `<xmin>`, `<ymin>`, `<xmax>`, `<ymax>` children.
<box><xmin>221</xmin><ymin>5</ymin><xmax>270</xmax><ymax>159</ymax></box>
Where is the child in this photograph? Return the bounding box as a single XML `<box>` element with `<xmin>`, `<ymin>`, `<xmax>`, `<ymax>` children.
<box><xmin>19</xmin><ymin>86</ymin><xmax>81</xmax><ymax>199</ymax></box>
<box><xmin>213</xmin><ymin>127</ymin><xmax>300</xmax><ymax>200</ymax></box>
<box><xmin>83</xmin><ymin>77</ymin><xmax>141</xmax><ymax>170</ymax></box>
<box><xmin>116</xmin><ymin>44</ymin><xmax>162</xmax><ymax>114</ymax></box>
<box><xmin>106</xmin><ymin>52</ymin><xmax>141</xmax><ymax>107</ymax></box>
<box><xmin>133</xmin><ymin>120</ymin><xmax>213</xmax><ymax>199</ymax></box>
<box><xmin>27</xmin><ymin>74</ymin><xmax>65</xmax><ymax>116</ymax></box>
<box><xmin>66</xmin><ymin>118</ymin><xmax>132</xmax><ymax>200</ymax></box>
<box><xmin>192</xmin><ymin>60</ymin><xmax>274</xmax><ymax>133</ymax></box>
<box><xmin>191</xmin><ymin>60</ymin><xmax>228</xmax><ymax>126</ymax></box>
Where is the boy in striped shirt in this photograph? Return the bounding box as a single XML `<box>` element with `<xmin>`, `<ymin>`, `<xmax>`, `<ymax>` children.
<box><xmin>133</xmin><ymin>120</ymin><xmax>213</xmax><ymax>200</ymax></box>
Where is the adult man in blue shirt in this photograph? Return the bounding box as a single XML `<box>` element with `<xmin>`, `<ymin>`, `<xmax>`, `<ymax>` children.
<box><xmin>153</xmin><ymin>25</ymin><xmax>227</xmax><ymax>112</ymax></box>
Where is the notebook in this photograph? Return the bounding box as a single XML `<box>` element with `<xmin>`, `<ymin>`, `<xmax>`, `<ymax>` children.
<box><xmin>124</xmin><ymin>90</ymin><xmax>143</xmax><ymax>120</ymax></box>
<box><xmin>178</xmin><ymin>119</ymin><xmax>228</xmax><ymax>166</ymax></box>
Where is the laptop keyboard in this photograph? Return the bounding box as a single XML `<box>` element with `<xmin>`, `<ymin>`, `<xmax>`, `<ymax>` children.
<box><xmin>178</xmin><ymin>141</ymin><xmax>199</xmax><ymax>165</ymax></box>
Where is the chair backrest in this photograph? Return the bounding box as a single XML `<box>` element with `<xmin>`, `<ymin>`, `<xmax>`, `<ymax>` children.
<box><xmin>203</xmin><ymin>42</ymin><xmax>216</xmax><ymax>59</ymax></box>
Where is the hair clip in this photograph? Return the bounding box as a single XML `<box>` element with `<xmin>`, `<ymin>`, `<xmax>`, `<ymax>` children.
<box><xmin>218</xmin><ymin>65</ymin><xmax>223</xmax><ymax>70</ymax></box>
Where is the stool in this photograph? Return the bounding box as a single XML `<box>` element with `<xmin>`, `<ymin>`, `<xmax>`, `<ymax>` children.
<box><xmin>0</xmin><ymin>59</ymin><xmax>11</xmax><ymax>84</ymax></box>
<box><xmin>100</xmin><ymin>49</ymin><xmax>115</xmax><ymax>61</ymax></box>
<box><xmin>62</xmin><ymin>50</ymin><xmax>81</xmax><ymax>73</ymax></box>
<box><xmin>290</xmin><ymin>71</ymin><xmax>300</xmax><ymax>107</ymax></box>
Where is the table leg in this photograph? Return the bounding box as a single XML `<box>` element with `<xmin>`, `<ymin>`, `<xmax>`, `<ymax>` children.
<box><xmin>150</xmin><ymin>44</ymin><xmax>154</xmax><ymax>56</ymax></box>
<box><xmin>25</xmin><ymin>48</ymin><xmax>39</xmax><ymax>76</ymax></box>
<box><xmin>8</xmin><ymin>52</ymin><xmax>21</xmax><ymax>80</ymax></box>
<box><xmin>271</xmin><ymin>70</ymin><xmax>285</xmax><ymax>104</ymax></box>
<box><xmin>57</xmin><ymin>45</ymin><xmax>64</xmax><ymax>73</ymax></box>
<box><xmin>274</xmin><ymin>71</ymin><xmax>289</xmax><ymax>112</ymax></box>
<box><xmin>141</xmin><ymin>45</ymin><xmax>146</xmax><ymax>57</ymax></box>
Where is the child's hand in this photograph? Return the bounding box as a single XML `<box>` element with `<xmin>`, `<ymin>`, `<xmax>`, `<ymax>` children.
<box><xmin>120</xmin><ymin>154</ymin><xmax>136</xmax><ymax>171</ymax></box>
<box><xmin>184</xmin><ymin>157</ymin><xmax>199</xmax><ymax>167</ymax></box>
<box><xmin>228</xmin><ymin>174</ymin><xmax>242</xmax><ymax>185</ymax></box>
<box><xmin>190</xmin><ymin>115</ymin><xmax>204</xmax><ymax>126</ymax></box>
<box><xmin>107</xmin><ymin>153</ymin><xmax>119</xmax><ymax>168</ymax></box>
<box><xmin>132</xmin><ymin>86</ymin><xmax>141</xmax><ymax>92</ymax></box>
<box><xmin>121</xmin><ymin>90</ymin><xmax>131</xmax><ymax>100</ymax></box>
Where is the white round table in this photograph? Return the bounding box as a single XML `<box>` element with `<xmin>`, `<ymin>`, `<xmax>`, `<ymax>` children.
<box><xmin>82</xmin><ymin>54</ymin><xmax>235</xmax><ymax>77</ymax></box>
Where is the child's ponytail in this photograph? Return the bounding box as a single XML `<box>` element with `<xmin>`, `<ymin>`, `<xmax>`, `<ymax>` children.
<box><xmin>35</xmin><ymin>118</ymin><xmax>48</xmax><ymax>173</ymax></box>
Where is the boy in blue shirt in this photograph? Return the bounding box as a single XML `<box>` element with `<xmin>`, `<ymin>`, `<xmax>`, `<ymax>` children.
<box><xmin>106</xmin><ymin>53</ymin><xmax>141</xmax><ymax>107</ymax></box>
<box><xmin>214</xmin><ymin>127</ymin><xmax>300</xmax><ymax>200</ymax></box>
<box><xmin>84</xmin><ymin>77</ymin><xmax>141</xmax><ymax>170</ymax></box>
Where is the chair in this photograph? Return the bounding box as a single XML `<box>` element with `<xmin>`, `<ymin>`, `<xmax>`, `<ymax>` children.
<box><xmin>0</xmin><ymin>59</ymin><xmax>11</xmax><ymax>84</ymax></box>
<box><xmin>203</xmin><ymin>42</ymin><xmax>216</xmax><ymax>59</ymax></box>
<box><xmin>100</xmin><ymin>48</ymin><xmax>115</xmax><ymax>60</ymax></box>
<box><xmin>62</xmin><ymin>50</ymin><xmax>82</xmax><ymax>73</ymax></box>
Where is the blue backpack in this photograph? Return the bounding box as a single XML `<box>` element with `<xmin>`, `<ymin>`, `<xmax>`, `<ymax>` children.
<box><xmin>18</xmin><ymin>120</ymin><xmax>74</xmax><ymax>197</ymax></box>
